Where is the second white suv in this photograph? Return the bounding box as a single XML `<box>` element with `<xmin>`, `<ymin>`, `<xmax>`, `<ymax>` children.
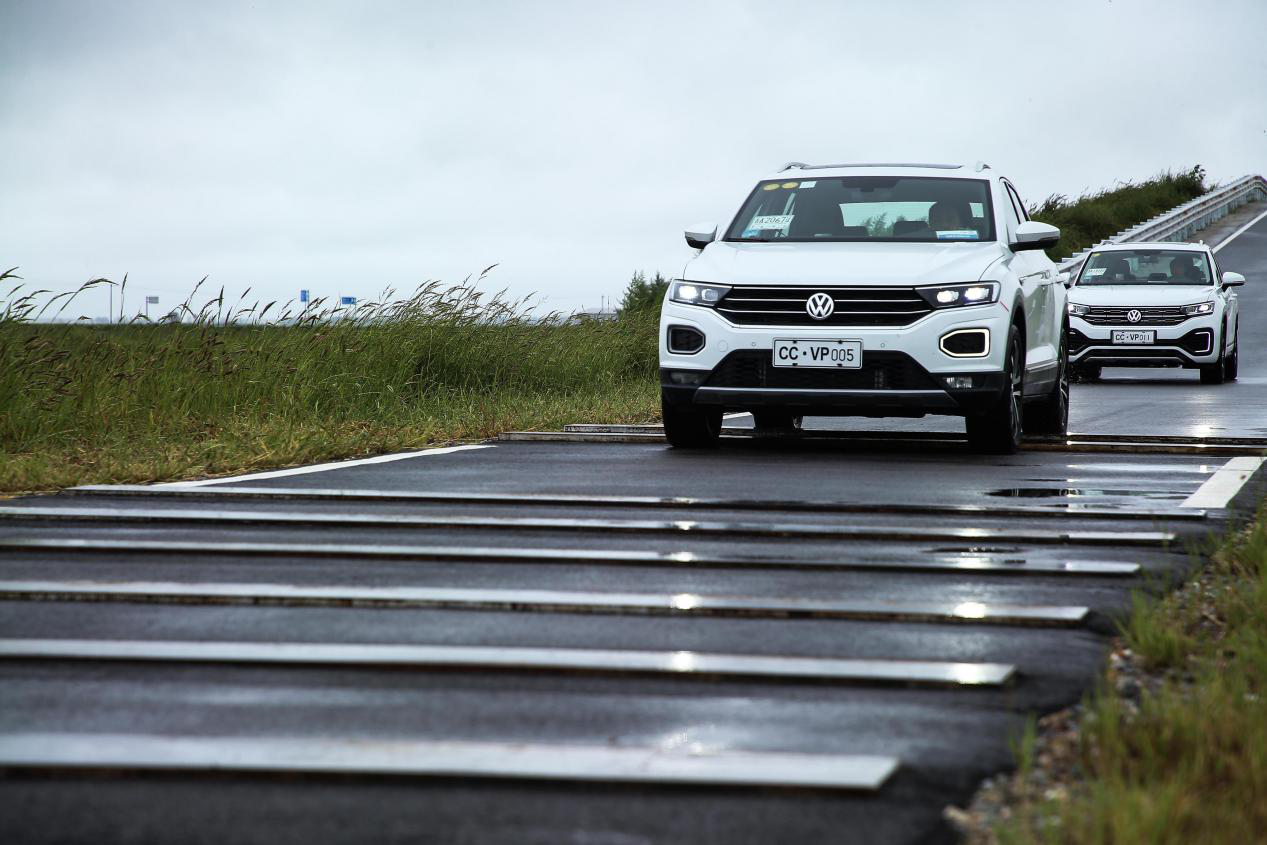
<box><xmin>659</xmin><ymin>162</ymin><xmax>1068</xmax><ymax>453</ymax></box>
<box><xmin>1066</xmin><ymin>242</ymin><xmax>1244</xmax><ymax>384</ymax></box>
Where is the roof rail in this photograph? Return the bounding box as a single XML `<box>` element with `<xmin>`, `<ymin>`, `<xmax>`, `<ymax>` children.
<box><xmin>777</xmin><ymin>162</ymin><xmax>962</xmax><ymax>172</ymax></box>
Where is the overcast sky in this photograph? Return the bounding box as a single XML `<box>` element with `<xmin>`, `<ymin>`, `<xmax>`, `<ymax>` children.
<box><xmin>2</xmin><ymin>0</ymin><xmax>1265</xmax><ymax>318</ymax></box>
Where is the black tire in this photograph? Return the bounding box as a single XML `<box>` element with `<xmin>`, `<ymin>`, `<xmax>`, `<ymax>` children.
<box><xmin>1023</xmin><ymin>323</ymin><xmax>1069</xmax><ymax>436</ymax></box>
<box><xmin>1225</xmin><ymin>323</ymin><xmax>1239</xmax><ymax>381</ymax></box>
<box><xmin>966</xmin><ymin>324</ymin><xmax>1024</xmax><ymax>454</ymax></box>
<box><xmin>1200</xmin><ymin>323</ymin><xmax>1226</xmax><ymax>385</ymax></box>
<box><xmin>662</xmin><ymin>401</ymin><xmax>722</xmax><ymax>448</ymax></box>
<box><xmin>752</xmin><ymin>410</ymin><xmax>803</xmax><ymax>432</ymax></box>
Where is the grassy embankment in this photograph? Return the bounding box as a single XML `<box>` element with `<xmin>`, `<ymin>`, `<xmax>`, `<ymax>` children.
<box><xmin>1030</xmin><ymin>166</ymin><xmax>1207</xmax><ymax>261</ymax></box>
<box><xmin>993</xmin><ymin>503</ymin><xmax>1267</xmax><ymax>843</ymax></box>
<box><xmin>0</xmin><ymin>274</ymin><xmax>659</xmax><ymax>492</ymax></box>
<box><xmin>0</xmin><ymin>167</ymin><xmax>1210</xmax><ymax>492</ymax></box>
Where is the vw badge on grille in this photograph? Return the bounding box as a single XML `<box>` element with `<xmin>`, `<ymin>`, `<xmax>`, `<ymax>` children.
<box><xmin>1126</xmin><ymin>309</ymin><xmax>1142</xmax><ymax>324</ymax></box>
<box><xmin>806</xmin><ymin>292</ymin><xmax>835</xmax><ymax>320</ymax></box>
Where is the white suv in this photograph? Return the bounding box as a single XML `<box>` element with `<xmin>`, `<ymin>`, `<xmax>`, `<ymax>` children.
<box><xmin>659</xmin><ymin>162</ymin><xmax>1069</xmax><ymax>453</ymax></box>
<box><xmin>1066</xmin><ymin>242</ymin><xmax>1244</xmax><ymax>384</ymax></box>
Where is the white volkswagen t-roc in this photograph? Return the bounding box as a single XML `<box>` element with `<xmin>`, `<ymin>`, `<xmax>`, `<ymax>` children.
<box><xmin>659</xmin><ymin>162</ymin><xmax>1068</xmax><ymax>453</ymax></box>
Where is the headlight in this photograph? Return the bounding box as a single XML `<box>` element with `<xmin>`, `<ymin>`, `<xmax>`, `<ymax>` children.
<box><xmin>669</xmin><ymin>281</ymin><xmax>730</xmax><ymax>307</ymax></box>
<box><xmin>915</xmin><ymin>282</ymin><xmax>999</xmax><ymax>309</ymax></box>
<box><xmin>1067</xmin><ymin>302</ymin><xmax>1089</xmax><ymax>316</ymax></box>
<box><xmin>1183</xmin><ymin>301</ymin><xmax>1215</xmax><ymax>316</ymax></box>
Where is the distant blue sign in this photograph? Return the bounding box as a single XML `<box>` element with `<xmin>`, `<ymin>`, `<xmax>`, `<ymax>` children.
<box><xmin>300</xmin><ymin>289</ymin><xmax>309</xmax><ymax>303</ymax></box>
<box><xmin>340</xmin><ymin>296</ymin><xmax>356</xmax><ymax>306</ymax></box>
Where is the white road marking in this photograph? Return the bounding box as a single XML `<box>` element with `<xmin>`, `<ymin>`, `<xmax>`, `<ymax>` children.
<box><xmin>1213</xmin><ymin>207</ymin><xmax>1267</xmax><ymax>253</ymax></box>
<box><xmin>723</xmin><ymin>412</ymin><xmax>751</xmax><ymax>419</ymax></box>
<box><xmin>0</xmin><ymin>733</ymin><xmax>900</xmax><ymax>790</ymax></box>
<box><xmin>1180</xmin><ymin>457</ymin><xmax>1266</xmax><ymax>508</ymax></box>
<box><xmin>152</xmin><ymin>444</ymin><xmax>493</xmax><ymax>488</ymax></box>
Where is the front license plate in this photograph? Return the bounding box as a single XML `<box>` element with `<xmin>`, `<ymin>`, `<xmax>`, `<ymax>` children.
<box><xmin>1111</xmin><ymin>330</ymin><xmax>1156</xmax><ymax>344</ymax></box>
<box><xmin>772</xmin><ymin>339</ymin><xmax>863</xmax><ymax>368</ymax></box>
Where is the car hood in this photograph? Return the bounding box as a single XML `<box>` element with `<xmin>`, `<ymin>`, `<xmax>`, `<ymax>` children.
<box><xmin>684</xmin><ymin>241</ymin><xmax>1009</xmax><ymax>286</ymax></box>
<box><xmin>1068</xmin><ymin>285</ymin><xmax>1217</xmax><ymax>306</ymax></box>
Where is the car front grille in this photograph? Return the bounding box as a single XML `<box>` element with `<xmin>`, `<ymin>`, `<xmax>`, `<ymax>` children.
<box><xmin>703</xmin><ymin>350</ymin><xmax>939</xmax><ymax>391</ymax></box>
<box><xmin>1081</xmin><ymin>306</ymin><xmax>1187</xmax><ymax>326</ymax></box>
<box><xmin>715</xmin><ymin>286</ymin><xmax>932</xmax><ymax>327</ymax></box>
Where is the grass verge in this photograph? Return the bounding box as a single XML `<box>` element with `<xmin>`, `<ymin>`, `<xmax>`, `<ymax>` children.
<box><xmin>990</xmin><ymin>500</ymin><xmax>1267</xmax><ymax>844</ymax></box>
<box><xmin>1030</xmin><ymin>166</ymin><xmax>1207</xmax><ymax>261</ymax></box>
<box><xmin>0</xmin><ymin>274</ymin><xmax>659</xmax><ymax>492</ymax></box>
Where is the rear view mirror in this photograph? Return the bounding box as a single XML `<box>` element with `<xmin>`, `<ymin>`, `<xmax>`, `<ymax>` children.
<box><xmin>1011</xmin><ymin>220</ymin><xmax>1060</xmax><ymax>252</ymax></box>
<box><xmin>1056</xmin><ymin>271</ymin><xmax>1071</xmax><ymax>288</ymax></box>
<box><xmin>1222</xmin><ymin>271</ymin><xmax>1245</xmax><ymax>288</ymax></box>
<box><xmin>685</xmin><ymin>222</ymin><xmax>717</xmax><ymax>250</ymax></box>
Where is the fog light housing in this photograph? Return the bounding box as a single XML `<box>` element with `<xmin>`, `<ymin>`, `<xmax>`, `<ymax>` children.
<box><xmin>943</xmin><ymin>376</ymin><xmax>975</xmax><ymax>389</ymax></box>
<box><xmin>667</xmin><ymin>325</ymin><xmax>705</xmax><ymax>354</ymax></box>
<box><xmin>939</xmin><ymin>328</ymin><xmax>990</xmax><ymax>358</ymax></box>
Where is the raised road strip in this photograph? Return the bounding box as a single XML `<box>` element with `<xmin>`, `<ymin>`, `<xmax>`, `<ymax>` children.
<box><xmin>0</xmin><ymin>733</ymin><xmax>901</xmax><ymax>791</ymax></box>
<box><xmin>0</xmin><ymin>580</ymin><xmax>1091</xmax><ymax>626</ymax></box>
<box><xmin>0</xmin><ymin>506</ymin><xmax>1179</xmax><ymax>546</ymax></box>
<box><xmin>0</xmin><ymin>639</ymin><xmax>1017</xmax><ymax>686</ymax></box>
<box><xmin>0</xmin><ymin>537</ymin><xmax>1144</xmax><ymax>576</ymax></box>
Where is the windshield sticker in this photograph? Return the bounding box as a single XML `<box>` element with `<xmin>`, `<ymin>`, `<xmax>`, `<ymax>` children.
<box><xmin>936</xmin><ymin>230</ymin><xmax>979</xmax><ymax>240</ymax></box>
<box><xmin>781</xmin><ymin>182</ymin><xmax>799</xmax><ymax>189</ymax></box>
<box><xmin>762</xmin><ymin>183</ymin><xmax>780</xmax><ymax>191</ymax></box>
<box><xmin>751</xmin><ymin>215</ymin><xmax>793</xmax><ymax>230</ymax></box>
<box><xmin>1086</xmin><ymin>268</ymin><xmax>1107</xmax><ymax>276</ymax></box>
<box><xmin>799</xmin><ymin>180</ymin><xmax>817</xmax><ymax>189</ymax></box>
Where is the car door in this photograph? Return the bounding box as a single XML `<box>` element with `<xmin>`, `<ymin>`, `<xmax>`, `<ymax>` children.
<box><xmin>1211</xmin><ymin>250</ymin><xmax>1238</xmax><ymax>352</ymax></box>
<box><xmin>1001</xmin><ymin>180</ymin><xmax>1056</xmax><ymax>372</ymax></box>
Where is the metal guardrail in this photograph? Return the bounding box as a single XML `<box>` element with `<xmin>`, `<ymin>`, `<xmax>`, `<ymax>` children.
<box><xmin>1057</xmin><ymin>174</ymin><xmax>1267</xmax><ymax>272</ymax></box>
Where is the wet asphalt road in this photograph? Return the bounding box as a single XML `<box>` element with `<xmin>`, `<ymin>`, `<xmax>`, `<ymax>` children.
<box><xmin>1</xmin><ymin>213</ymin><xmax>1266</xmax><ymax>844</ymax></box>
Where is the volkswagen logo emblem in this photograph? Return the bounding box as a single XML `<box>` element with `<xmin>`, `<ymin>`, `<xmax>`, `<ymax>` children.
<box><xmin>1126</xmin><ymin>309</ymin><xmax>1142</xmax><ymax>324</ymax></box>
<box><xmin>806</xmin><ymin>292</ymin><xmax>835</xmax><ymax>320</ymax></box>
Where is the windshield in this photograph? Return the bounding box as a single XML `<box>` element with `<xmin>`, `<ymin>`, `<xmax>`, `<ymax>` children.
<box><xmin>725</xmin><ymin>176</ymin><xmax>995</xmax><ymax>243</ymax></box>
<box><xmin>1078</xmin><ymin>249</ymin><xmax>1213</xmax><ymax>286</ymax></box>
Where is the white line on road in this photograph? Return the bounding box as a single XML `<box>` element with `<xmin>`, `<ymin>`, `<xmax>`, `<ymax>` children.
<box><xmin>1180</xmin><ymin>457</ymin><xmax>1266</xmax><ymax>509</ymax></box>
<box><xmin>1213</xmin><ymin>207</ymin><xmax>1267</xmax><ymax>253</ymax></box>
<box><xmin>0</xmin><ymin>732</ymin><xmax>900</xmax><ymax>790</ymax></box>
<box><xmin>152</xmin><ymin>444</ymin><xmax>493</xmax><ymax>488</ymax></box>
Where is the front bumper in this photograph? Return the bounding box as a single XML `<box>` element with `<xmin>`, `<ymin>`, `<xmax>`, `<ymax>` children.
<box><xmin>659</xmin><ymin>301</ymin><xmax>1013</xmax><ymax>417</ymax></box>
<box><xmin>1068</xmin><ymin>315</ymin><xmax>1218</xmax><ymax>368</ymax></box>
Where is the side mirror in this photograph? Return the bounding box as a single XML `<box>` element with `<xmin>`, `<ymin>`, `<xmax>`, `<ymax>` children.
<box><xmin>1011</xmin><ymin>220</ymin><xmax>1060</xmax><ymax>252</ymax></box>
<box><xmin>685</xmin><ymin>222</ymin><xmax>717</xmax><ymax>250</ymax></box>
<box><xmin>1056</xmin><ymin>271</ymin><xmax>1072</xmax><ymax>288</ymax></box>
<box><xmin>1222</xmin><ymin>271</ymin><xmax>1245</xmax><ymax>288</ymax></box>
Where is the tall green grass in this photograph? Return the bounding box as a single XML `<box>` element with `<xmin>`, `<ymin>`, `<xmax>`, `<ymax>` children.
<box><xmin>1030</xmin><ymin>166</ymin><xmax>1207</xmax><ymax>261</ymax></box>
<box><xmin>0</xmin><ymin>269</ymin><xmax>659</xmax><ymax>491</ymax></box>
<box><xmin>996</xmin><ymin>504</ymin><xmax>1267</xmax><ymax>844</ymax></box>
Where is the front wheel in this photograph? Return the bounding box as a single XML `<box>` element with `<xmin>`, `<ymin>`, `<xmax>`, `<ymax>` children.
<box><xmin>966</xmin><ymin>324</ymin><xmax>1023</xmax><ymax>454</ymax></box>
<box><xmin>1200</xmin><ymin>324</ymin><xmax>1226</xmax><ymax>385</ymax></box>
<box><xmin>1023</xmin><ymin>326</ymin><xmax>1069</xmax><ymax>436</ymax></box>
<box><xmin>662</xmin><ymin>401</ymin><xmax>722</xmax><ymax>448</ymax></box>
<box><xmin>1225</xmin><ymin>324</ymin><xmax>1239</xmax><ymax>381</ymax></box>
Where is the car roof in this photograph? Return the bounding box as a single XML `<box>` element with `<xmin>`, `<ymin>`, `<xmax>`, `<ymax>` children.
<box><xmin>1086</xmin><ymin>241</ymin><xmax>1210</xmax><ymax>254</ymax></box>
<box><xmin>761</xmin><ymin>162</ymin><xmax>994</xmax><ymax>181</ymax></box>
